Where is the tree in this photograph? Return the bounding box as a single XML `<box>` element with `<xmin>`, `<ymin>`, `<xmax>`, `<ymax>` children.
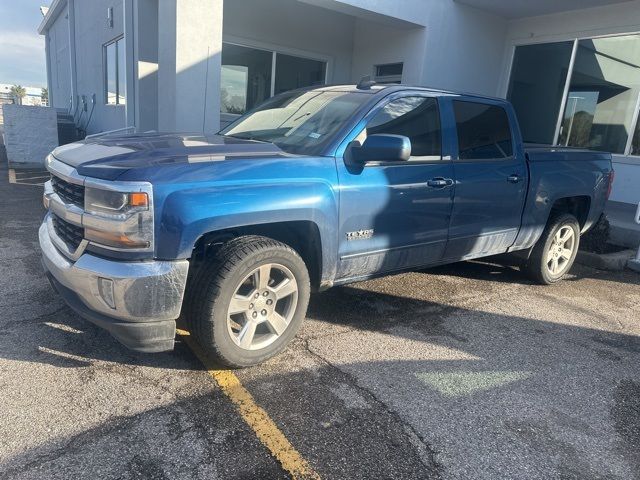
<box><xmin>41</xmin><ymin>87</ymin><xmax>48</xmax><ymax>106</ymax></box>
<box><xmin>10</xmin><ymin>85</ymin><xmax>26</xmax><ymax>105</ymax></box>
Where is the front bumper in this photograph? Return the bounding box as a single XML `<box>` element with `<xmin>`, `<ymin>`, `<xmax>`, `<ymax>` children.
<box><xmin>39</xmin><ymin>220</ymin><xmax>189</xmax><ymax>352</ymax></box>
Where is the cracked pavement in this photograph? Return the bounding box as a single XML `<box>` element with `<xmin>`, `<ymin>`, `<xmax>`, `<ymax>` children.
<box><xmin>1</xmin><ymin>159</ymin><xmax>639</xmax><ymax>479</ymax></box>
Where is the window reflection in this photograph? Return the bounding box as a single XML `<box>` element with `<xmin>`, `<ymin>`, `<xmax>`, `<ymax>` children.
<box><xmin>367</xmin><ymin>97</ymin><xmax>442</xmax><ymax>159</ymax></box>
<box><xmin>507</xmin><ymin>42</ymin><xmax>573</xmax><ymax>144</ymax></box>
<box><xmin>104</xmin><ymin>37</ymin><xmax>125</xmax><ymax>105</ymax></box>
<box><xmin>558</xmin><ymin>35</ymin><xmax>640</xmax><ymax>153</ymax></box>
<box><xmin>633</xmin><ymin>115</ymin><xmax>640</xmax><ymax>155</ymax></box>
<box><xmin>221</xmin><ymin>44</ymin><xmax>272</xmax><ymax>115</ymax></box>
<box><xmin>116</xmin><ymin>39</ymin><xmax>125</xmax><ymax>105</ymax></box>
<box><xmin>453</xmin><ymin>101</ymin><xmax>513</xmax><ymax>160</ymax></box>
<box><xmin>106</xmin><ymin>42</ymin><xmax>117</xmax><ymax>105</ymax></box>
<box><xmin>274</xmin><ymin>53</ymin><xmax>326</xmax><ymax>95</ymax></box>
<box><xmin>221</xmin><ymin>91</ymin><xmax>368</xmax><ymax>155</ymax></box>
<box><xmin>221</xmin><ymin>43</ymin><xmax>328</xmax><ymax>115</ymax></box>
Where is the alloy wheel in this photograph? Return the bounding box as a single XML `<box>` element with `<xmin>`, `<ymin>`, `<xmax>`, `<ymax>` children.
<box><xmin>227</xmin><ymin>262</ymin><xmax>299</xmax><ymax>351</ymax></box>
<box><xmin>546</xmin><ymin>226</ymin><xmax>576</xmax><ymax>276</ymax></box>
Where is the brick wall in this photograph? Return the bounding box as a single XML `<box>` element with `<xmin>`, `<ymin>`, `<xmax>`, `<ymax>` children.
<box><xmin>1</xmin><ymin>104</ymin><xmax>58</xmax><ymax>166</ymax></box>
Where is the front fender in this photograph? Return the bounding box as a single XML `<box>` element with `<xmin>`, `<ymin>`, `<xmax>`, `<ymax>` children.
<box><xmin>155</xmin><ymin>177</ymin><xmax>339</xmax><ymax>283</ymax></box>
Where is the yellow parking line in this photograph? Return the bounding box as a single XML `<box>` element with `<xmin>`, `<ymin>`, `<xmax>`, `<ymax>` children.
<box><xmin>176</xmin><ymin>329</ymin><xmax>320</xmax><ymax>480</ymax></box>
<box><xmin>8</xmin><ymin>169</ymin><xmax>16</xmax><ymax>184</ymax></box>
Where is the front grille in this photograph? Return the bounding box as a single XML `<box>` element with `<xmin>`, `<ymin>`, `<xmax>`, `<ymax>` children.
<box><xmin>52</xmin><ymin>214</ymin><xmax>84</xmax><ymax>251</ymax></box>
<box><xmin>51</xmin><ymin>175</ymin><xmax>84</xmax><ymax>208</ymax></box>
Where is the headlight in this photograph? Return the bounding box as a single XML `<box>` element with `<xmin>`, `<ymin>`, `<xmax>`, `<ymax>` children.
<box><xmin>86</xmin><ymin>188</ymin><xmax>149</xmax><ymax>216</ymax></box>
<box><xmin>83</xmin><ymin>183</ymin><xmax>154</xmax><ymax>251</ymax></box>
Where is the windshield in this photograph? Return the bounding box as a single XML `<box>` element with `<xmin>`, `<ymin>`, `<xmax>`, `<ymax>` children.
<box><xmin>220</xmin><ymin>90</ymin><xmax>370</xmax><ymax>155</ymax></box>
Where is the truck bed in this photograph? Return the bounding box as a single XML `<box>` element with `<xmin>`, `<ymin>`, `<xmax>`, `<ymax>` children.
<box><xmin>524</xmin><ymin>144</ymin><xmax>612</xmax><ymax>163</ymax></box>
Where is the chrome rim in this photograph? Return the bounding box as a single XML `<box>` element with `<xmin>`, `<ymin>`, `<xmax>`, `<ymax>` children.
<box><xmin>546</xmin><ymin>226</ymin><xmax>576</xmax><ymax>276</ymax></box>
<box><xmin>227</xmin><ymin>263</ymin><xmax>298</xmax><ymax>351</ymax></box>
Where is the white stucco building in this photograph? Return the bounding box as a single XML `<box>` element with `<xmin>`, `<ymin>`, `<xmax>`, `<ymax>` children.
<box><xmin>38</xmin><ymin>0</ymin><xmax>640</xmax><ymax>244</ymax></box>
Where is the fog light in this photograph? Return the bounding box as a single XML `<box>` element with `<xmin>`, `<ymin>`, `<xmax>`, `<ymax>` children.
<box><xmin>97</xmin><ymin>277</ymin><xmax>116</xmax><ymax>309</ymax></box>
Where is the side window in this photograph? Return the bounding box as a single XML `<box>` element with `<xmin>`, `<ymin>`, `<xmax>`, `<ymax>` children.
<box><xmin>104</xmin><ymin>37</ymin><xmax>126</xmax><ymax>105</ymax></box>
<box><xmin>366</xmin><ymin>96</ymin><xmax>442</xmax><ymax>160</ymax></box>
<box><xmin>453</xmin><ymin>101</ymin><xmax>513</xmax><ymax>160</ymax></box>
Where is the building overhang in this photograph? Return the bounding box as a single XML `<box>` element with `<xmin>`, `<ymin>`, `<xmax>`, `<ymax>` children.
<box><xmin>37</xmin><ymin>0</ymin><xmax>67</xmax><ymax>35</ymax></box>
<box><xmin>297</xmin><ymin>0</ymin><xmax>426</xmax><ymax>27</ymax></box>
<box><xmin>455</xmin><ymin>0</ymin><xmax>635</xmax><ymax>19</ymax></box>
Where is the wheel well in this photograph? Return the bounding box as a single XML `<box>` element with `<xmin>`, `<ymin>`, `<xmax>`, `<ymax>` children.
<box><xmin>190</xmin><ymin>221</ymin><xmax>323</xmax><ymax>289</ymax></box>
<box><xmin>550</xmin><ymin>196</ymin><xmax>591</xmax><ymax>229</ymax></box>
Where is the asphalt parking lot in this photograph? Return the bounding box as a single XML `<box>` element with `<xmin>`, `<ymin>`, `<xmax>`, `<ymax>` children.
<box><xmin>1</xmin><ymin>161</ymin><xmax>639</xmax><ymax>480</ymax></box>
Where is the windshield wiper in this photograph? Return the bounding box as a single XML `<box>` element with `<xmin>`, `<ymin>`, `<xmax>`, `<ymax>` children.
<box><xmin>223</xmin><ymin>133</ymin><xmax>270</xmax><ymax>144</ymax></box>
<box><xmin>292</xmin><ymin>112</ymin><xmax>311</xmax><ymax>122</ymax></box>
<box><xmin>225</xmin><ymin>133</ymin><xmax>256</xmax><ymax>141</ymax></box>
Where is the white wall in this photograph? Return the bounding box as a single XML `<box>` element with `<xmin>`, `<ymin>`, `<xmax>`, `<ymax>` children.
<box><xmin>349</xmin><ymin>1</ymin><xmax>507</xmax><ymax>96</ymax></box>
<box><xmin>501</xmin><ymin>0</ymin><xmax>640</xmax><ymax>205</ymax></box>
<box><xmin>2</xmin><ymin>105</ymin><xmax>58</xmax><ymax>166</ymax></box>
<box><xmin>47</xmin><ymin>5</ymin><xmax>71</xmax><ymax>110</ymax></box>
<box><xmin>72</xmin><ymin>0</ymin><xmax>126</xmax><ymax>134</ymax></box>
<box><xmin>419</xmin><ymin>2</ymin><xmax>507</xmax><ymax>96</ymax></box>
<box><xmin>43</xmin><ymin>0</ymin><xmax>127</xmax><ymax>134</ymax></box>
<box><xmin>158</xmin><ymin>0</ymin><xmax>223</xmax><ymax>132</ymax></box>
<box><xmin>350</xmin><ymin>19</ymin><xmax>426</xmax><ymax>84</ymax></box>
<box><xmin>134</xmin><ymin>0</ymin><xmax>158</xmax><ymax>131</ymax></box>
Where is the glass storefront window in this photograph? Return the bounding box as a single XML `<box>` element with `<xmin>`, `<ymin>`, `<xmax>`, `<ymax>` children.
<box><xmin>104</xmin><ymin>37</ymin><xmax>125</xmax><ymax>105</ymax></box>
<box><xmin>220</xmin><ymin>44</ymin><xmax>272</xmax><ymax>115</ymax></box>
<box><xmin>116</xmin><ymin>39</ymin><xmax>126</xmax><ymax>105</ymax></box>
<box><xmin>274</xmin><ymin>53</ymin><xmax>326</xmax><ymax>95</ymax></box>
<box><xmin>508</xmin><ymin>34</ymin><xmax>640</xmax><ymax>155</ymax></box>
<box><xmin>105</xmin><ymin>41</ymin><xmax>117</xmax><ymax>105</ymax></box>
<box><xmin>507</xmin><ymin>41</ymin><xmax>574</xmax><ymax>144</ymax></box>
<box><xmin>221</xmin><ymin>43</ymin><xmax>327</xmax><ymax>115</ymax></box>
<box><xmin>632</xmin><ymin>115</ymin><xmax>640</xmax><ymax>155</ymax></box>
<box><xmin>557</xmin><ymin>35</ymin><xmax>640</xmax><ymax>154</ymax></box>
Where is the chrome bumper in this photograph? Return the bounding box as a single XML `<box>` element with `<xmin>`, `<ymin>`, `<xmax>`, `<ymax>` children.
<box><xmin>39</xmin><ymin>219</ymin><xmax>189</xmax><ymax>351</ymax></box>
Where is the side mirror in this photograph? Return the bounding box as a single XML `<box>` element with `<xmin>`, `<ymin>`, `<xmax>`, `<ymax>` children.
<box><xmin>351</xmin><ymin>134</ymin><xmax>411</xmax><ymax>164</ymax></box>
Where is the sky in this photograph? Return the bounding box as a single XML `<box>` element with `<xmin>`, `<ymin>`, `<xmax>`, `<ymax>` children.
<box><xmin>0</xmin><ymin>0</ymin><xmax>49</xmax><ymax>88</ymax></box>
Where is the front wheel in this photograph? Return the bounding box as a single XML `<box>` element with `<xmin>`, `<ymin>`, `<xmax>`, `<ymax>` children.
<box><xmin>187</xmin><ymin>236</ymin><xmax>310</xmax><ymax>368</ymax></box>
<box><xmin>524</xmin><ymin>213</ymin><xmax>580</xmax><ymax>285</ymax></box>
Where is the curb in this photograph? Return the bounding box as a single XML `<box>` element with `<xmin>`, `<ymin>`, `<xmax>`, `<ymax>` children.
<box><xmin>628</xmin><ymin>258</ymin><xmax>640</xmax><ymax>273</ymax></box>
<box><xmin>576</xmin><ymin>249</ymin><xmax>636</xmax><ymax>271</ymax></box>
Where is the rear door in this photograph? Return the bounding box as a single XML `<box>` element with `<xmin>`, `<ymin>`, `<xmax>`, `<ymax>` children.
<box><xmin>335</xmin><ymin>93</ymin><xmax>455</xmax><ymax>281</ymax></box>
<box><xmin>442</xmin><ymin>98</ymin><xmax>528</xmax><ymax>260</ymax></box>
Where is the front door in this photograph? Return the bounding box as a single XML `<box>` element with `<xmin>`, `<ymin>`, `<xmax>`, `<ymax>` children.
<box><xmin>336</xmin><ymin>94</ymin><xmax>455</xmax><ymax>281</ymax></box>
<box><xmin>443</xmin><ymin>98</ymin><xmax>528</xmax><ymax>260</ymax></box>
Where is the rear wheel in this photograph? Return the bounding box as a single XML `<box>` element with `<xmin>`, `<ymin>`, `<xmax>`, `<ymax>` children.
<box><xmin>187</xmin><ymin>236</ymin><xmax>310</xmax><ymax>367</ymax></box>
<box><xmin>524</xmin><ymin>213</ymin><xmax>580</xmax><ymax>284</ymax></box>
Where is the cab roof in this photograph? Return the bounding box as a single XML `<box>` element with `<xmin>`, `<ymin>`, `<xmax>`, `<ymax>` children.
<box><xmin>309</xmin><ymin>83</ymin><xmax>507</xmax><ymax>103</ymax></box>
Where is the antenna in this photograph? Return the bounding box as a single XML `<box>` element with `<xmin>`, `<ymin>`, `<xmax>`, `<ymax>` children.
<box><xmin>356</xmin><ymin>75</ymin><xmax>376</xmax><ymax>90</ymax></box>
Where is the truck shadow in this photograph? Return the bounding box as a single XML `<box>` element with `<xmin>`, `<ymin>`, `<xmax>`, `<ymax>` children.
<box><xmin>2</xmin><ymin>257</ymin><xmax>637</xmax><ymax>371</ymax></box>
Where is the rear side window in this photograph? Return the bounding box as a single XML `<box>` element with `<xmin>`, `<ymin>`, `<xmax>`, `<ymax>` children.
<box><xmin>453</xmin><ymin>101</ymin><xmax>513</xmax><ymax>160</ymax></box>
<box><xmin>367</xmin><ymin>96</ymin><xmax>441</xmax><ymax>159</ymax></box>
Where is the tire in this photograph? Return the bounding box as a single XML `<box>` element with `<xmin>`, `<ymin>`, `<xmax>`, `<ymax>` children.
<box><xmin>524</xmin><ymin>213</ymin><xmax>580</xmax><ymax>285</ymax></box>
<box><xmin>186</xmin><ymin>235</ymin><xmax>310</xmax><ymax>368</ymax></box>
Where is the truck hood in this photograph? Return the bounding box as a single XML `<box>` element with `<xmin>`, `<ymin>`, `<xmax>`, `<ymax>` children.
<box><xmin>51</xmin><ymin>132</ymin><xmax>287</xmax><ymax>180</ymax></box>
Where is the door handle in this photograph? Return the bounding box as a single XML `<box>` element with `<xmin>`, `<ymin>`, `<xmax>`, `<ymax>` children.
<box><xmin>507</xmin><ymin>174</ymin><xmax>522</xmax><ymax>184</ymax></box>
<box><xmin>427</xmin><ymin>177</ymin><xmax>453</xmax><ymax>188</ymax></box>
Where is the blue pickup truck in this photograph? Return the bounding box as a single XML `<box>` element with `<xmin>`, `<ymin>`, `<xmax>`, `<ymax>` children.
<box><xmin>40</xmin><ymin>84</ymin><xmax>613</xmax><ymax>367</ymax></box>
